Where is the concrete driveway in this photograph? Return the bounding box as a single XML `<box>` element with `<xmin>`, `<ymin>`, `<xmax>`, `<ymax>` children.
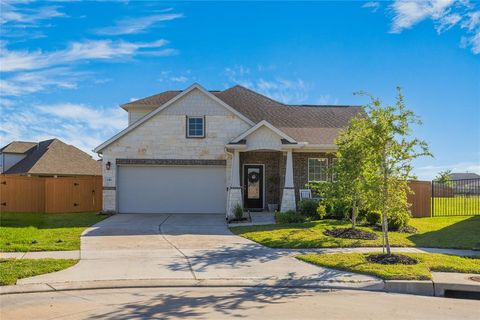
<box><xmin>18</xmin><ymin>214</ymin><xmax>378</xmax><ymax>286</ymax></box>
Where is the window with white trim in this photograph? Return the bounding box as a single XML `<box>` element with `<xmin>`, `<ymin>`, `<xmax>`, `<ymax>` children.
<box><xmin>308</xmin><ymin>158</ymin><xmax>328</xmax><ymax>181</ymax></box>
<box><xmin>186</xmin><ymin>116</ymin><xmax>205</xmax><ymax>138</ymax></box>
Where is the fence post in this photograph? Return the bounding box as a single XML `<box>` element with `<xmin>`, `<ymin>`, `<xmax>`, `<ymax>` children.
<box><xmin>431</xmin><ymin>181</ymin><xmax>434</xmax><ymax>217</ymax></box>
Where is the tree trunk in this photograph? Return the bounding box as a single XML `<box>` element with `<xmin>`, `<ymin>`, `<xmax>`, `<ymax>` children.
<box><xmin>352</xmin><ymin>198</ymin><xmax>357</xmax><ymax>230</ymax></box>
<box><xmin>382</xmin><ymin>163</ymin><xmax>391</xmax><ymax>255</ymax></box>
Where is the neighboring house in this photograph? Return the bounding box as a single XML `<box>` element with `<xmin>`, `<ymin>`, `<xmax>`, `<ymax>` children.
<box><xmin>0</xmin><ymin>139</ymin><xmax>101</xmax><ymax>177</ymax></box>
<box><xmin>95</xmin><ymin>84</ymin><xmax>362</xmax><ymax>217</ymax></box>
<box><xmin>447</xmin><ymin>172</ymin><xmax>480</xmax><ymax>196</ymax></box>
<box><xmin>448</xmin><ymin>172</ymin><xmax>480</xmax><ymax>180</ymax></box>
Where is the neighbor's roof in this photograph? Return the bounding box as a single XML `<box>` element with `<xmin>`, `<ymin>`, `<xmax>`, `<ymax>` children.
<box><xmin>0</xmin><ymin>141</ymin><xmax>37</xmax><ymax>154</ymax></box>
<box><xmin>3</xmin><ymin>139</ymin><xmax>101</xmax><ymax>176</ymax></box>
<box><xmin>123</xmin><ymin>85</ymin><xmax>363</xmax><ymax>145</ymax></box>
<box><xmin>448</xmin><ymin>172</ymin><xmax>480</xmax><ymax>180</ymax></box>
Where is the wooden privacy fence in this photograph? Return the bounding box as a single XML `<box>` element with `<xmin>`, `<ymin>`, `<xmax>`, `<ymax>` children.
<box><xmin>407</xmin><ymin>180</ymin><xmax>432</xmax><ymax>218</ymax></box>
<box><xmin>0</xmin><ymin>175</ymin><xmax>102</xmax><ymax>213</ymax></box>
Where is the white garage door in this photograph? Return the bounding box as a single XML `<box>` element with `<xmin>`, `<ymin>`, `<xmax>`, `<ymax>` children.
<box><xmin>117</xmin><ymin>166</ymin><xmax>226</xmax><ymax>214</ymax></box>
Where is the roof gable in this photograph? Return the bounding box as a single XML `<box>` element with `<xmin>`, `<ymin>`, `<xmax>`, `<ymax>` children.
<box><xmin>231</xmin><ymin>120</ymin><xmax>296</xmax><ymax>144</ymax></box>
<box><xmin>0</xmin><ymin>141</ymin><xmax>37</xmax><ymax>154</ymax></box>
<box><xmin>5</xmin><ymin>139</ymin><xmax>101</xmax><ymax>176</ymax></box>
<box><xmin>94</xmin><ymin>84</ymin><xmax>255</xmax><ymax>153</ymax></box>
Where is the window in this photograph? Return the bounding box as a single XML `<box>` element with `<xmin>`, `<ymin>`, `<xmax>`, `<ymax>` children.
<box><xmin>308</xmin><ymin>158</ymin><xmax>328</xmax><ymax>181</ymax></box>
<box><xmin>330</xmin><ymin>158</ymin><xmax>337</xmax><ymax>181</ymax></box>
<box><xmin>186</xmin><ymin>116</ymin><xmax>205</xmax><ymax>138</ymax></box>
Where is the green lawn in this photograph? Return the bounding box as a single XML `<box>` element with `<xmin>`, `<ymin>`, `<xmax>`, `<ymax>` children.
<box><xmin>231</xmin><ymin>216</ymin><xmax>480</xmax><ymax>249</ymax></box>
<box><xmin>298</xmin><ymin>253</ymin><xmax>480</xmax><ymax>280</ymax></box>
<box><xmin>433</xmin><ymin>197</ymin><xmax>480</xmax><ymax>216</ymax></box>
<box><xmin>0</xmin><ymin>212</ymin><xmax>106</xmax><ymax>252</ymax></box>
<box><xmin>0</xmin><ymin>259</ymin><xmax>78</xmax><ymax>285</ymax></box>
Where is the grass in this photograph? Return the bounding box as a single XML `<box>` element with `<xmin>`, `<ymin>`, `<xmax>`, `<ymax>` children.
<box><xmin>433</xmin><ymin>197</ymin><xmax>480</xmax><ymax>216</ymax></box>
<box><xmin>0</xmin><ymin>212</ymin><xmax>106</xmax><ymax>252</ymax></box>
<box><xmin>298</xmin><ymin>253</ymin><xmax>480</xmax><ymax>280</ymax></box>
<box><xmin>0</xmin><ymin>258</ymin><xmax>78</xmax><ymax>285</ymax></box>
<box><xmin>230</xmin><ymin>216</ymin><xmax>480</xmax><ymax>249</ymax></box>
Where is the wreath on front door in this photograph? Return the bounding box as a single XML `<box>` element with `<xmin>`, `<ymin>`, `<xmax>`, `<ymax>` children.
<box><xmin>248</xmin><ymin>171</ymin><xmax>260</xmax><ymax>183</ymax></box>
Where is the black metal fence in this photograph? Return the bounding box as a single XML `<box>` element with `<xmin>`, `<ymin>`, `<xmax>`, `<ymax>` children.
<box><xmin>432</xmin><ymin>178</ymin><xmax>480</xmax><ymax>216</ymax></box>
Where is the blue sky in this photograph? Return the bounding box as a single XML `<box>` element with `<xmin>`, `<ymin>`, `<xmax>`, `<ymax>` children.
<box><xmin>1</xmin><ymin>0</ymin><xmax>479</xmax><ymax>179</ymax></box>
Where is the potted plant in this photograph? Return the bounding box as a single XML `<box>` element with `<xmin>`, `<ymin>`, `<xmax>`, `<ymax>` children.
<box><xmin>267</xmin><ymin>175</ymin><xmax>280</xmax><ymax>212</ymax></box>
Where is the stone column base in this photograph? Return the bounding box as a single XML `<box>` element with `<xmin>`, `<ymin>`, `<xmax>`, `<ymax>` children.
<box><xmin>280</xmin><ymin>188</ymin><xmax>296</xmax><ymax>212</ymax></box>
<box><xmin>226</xmin><ymin>187</ymin><xmax>243</xmax><ymax>219</ymax></box>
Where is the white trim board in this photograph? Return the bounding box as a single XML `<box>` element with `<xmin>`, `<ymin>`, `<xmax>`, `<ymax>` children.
<box><xmin>231</xmin><ymin>120</ymin><xmax>297</xmax><ymax>144</ymax></box>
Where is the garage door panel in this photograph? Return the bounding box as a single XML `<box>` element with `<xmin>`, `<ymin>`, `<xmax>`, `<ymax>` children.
<box><xmin>118</xmin><ymin>166</ymin><xmax>226</xmax><ymax>214</ymax></box>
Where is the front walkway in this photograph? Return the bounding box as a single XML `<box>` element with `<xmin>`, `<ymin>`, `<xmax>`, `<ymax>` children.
<box><xmin>15</xmin><ymin>214</ymin><xmax>379</xmax><ymax>287</ymax></box>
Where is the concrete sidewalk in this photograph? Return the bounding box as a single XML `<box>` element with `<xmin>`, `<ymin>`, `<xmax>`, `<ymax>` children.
<box><xmin>1</xmin><ymin>246</ymin><xmax>476</xmax><ymax>260</ymax></box>
<box><xmin>0</xmin><ymin>251</ymin><xmax>80</xmax><ymax>260</ymax></box>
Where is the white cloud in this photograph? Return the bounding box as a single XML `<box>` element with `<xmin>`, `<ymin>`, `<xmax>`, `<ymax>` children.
<box><xmin>0</xmin><ymin>68</ymin><xmax>83</xmax><ymax>96</ymax></box>
<box><xmin>374</xmin><ymin>0</ymin><xmax>480</xmax><ymax>54</ymax></box>
<box><xmin>415</xmin><ymin>162</ymin><xmax>480</xmax><ymax>180</ymax></box>
<box><xmin>95</xmin><ymin>13</ymin><xmax>183</xmax><ymax>35</ymax></box>
<box><xmin>158</xmin><ymin>70</ymin><xmax>190</xmax><ymax>83</ymax></box>
<box><xmin>0</xmin><ymin>102</ymin><xmax>127</xmax><ymax>156</ymax></box>
<box><xmin>316</xmin><ymin>94</ymin><xmax>340</xmax><ymax>105</ymax></box>
<box><xmin>0</xmin><ymin>39</ymin><xmax>171</xmax><ymax>72</ymax></box>
<box><xmin>390</xmin><ymin>0</ymin><xmax>456</xmax><ymax>33</ymax></box>
<box><xmin>0</xmin><ymin>2</ymin><xmax>65</xmax><ymax>26</ymax></box>
<box><xmin>362</xmin><ymin>2</ymin><xmax>380</xmax><ymax>13</ymax></box>
<box><xmin>224</xmin><ymin>65</ymin><xmax>309</xmax><ymax>104</ymax></box>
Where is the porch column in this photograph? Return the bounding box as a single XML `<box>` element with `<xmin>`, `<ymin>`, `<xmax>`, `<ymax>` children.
<box><xmin>226</xmin><ymin>149</ymin><xmax>243</xmax><ymax>220</ymax></box>
<box><xmin>280</xmin><ymin>149</ymin><xmax>296</xmax><ymax>212</ymax></box>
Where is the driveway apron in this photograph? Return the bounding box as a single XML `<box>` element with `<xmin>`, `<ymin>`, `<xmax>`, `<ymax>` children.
<box><xmin>18</xmin><ymin>213</ymin><xmax>377</xmax><ymax>285</ymax></box>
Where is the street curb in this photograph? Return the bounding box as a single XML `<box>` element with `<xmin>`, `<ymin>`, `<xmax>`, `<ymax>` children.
<box><xmin>384</xmin><ymin>280</ymin><xmax>434</xmax><ymax>296</ymax></box>
<box><xmin>0</xmin><ymin>279</ymin><xmax>385</xmax><ymax>295</ymax></box>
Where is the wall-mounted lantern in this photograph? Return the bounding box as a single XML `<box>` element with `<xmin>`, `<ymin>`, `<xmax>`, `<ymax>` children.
<box><xmin>105</xmin><ymin>161</ymin><xmax>111</xmax><ymax>171</ymax></box>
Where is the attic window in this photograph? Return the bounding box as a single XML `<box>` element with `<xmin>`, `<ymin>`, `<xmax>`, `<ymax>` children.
<box><xmin>186</xmin><ymin>116</ymin><xmax>205</xmax><ymax>138</ymax></box>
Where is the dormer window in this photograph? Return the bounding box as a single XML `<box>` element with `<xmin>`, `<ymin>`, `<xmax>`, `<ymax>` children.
<box><xmin>186</xmin><ymin>116</ymin><xmax>205</xmax><ymax>138</ymax></box>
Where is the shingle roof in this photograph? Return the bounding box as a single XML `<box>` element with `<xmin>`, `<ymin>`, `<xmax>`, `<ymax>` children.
<box><xmin>0</xmin><ymin>141</ymin><xmax>37</xmax><ymax>154</ymax></box>
<box><xmin>122</xmin><ymin>85</ymin><xmax>363</xmax><ymax>144</ymax></box>
<box><xmin>448</xmin><ymin>173</ymin><xmax>480</xmax><ymax>180</ymax></box>
<box><xmin>4</xmin><ymin>139</ymin><xmax>101</xmax><ymax>176</ymax></box>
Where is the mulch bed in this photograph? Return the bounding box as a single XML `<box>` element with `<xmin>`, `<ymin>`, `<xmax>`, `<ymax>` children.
<box><xmin>367</xmin><ymin>253</ymin><xmax>418</xmax><ymax>265</ymax></box>
<box><xmin>398</xmin><ymin>225</ymin><xmax>418</xmax><ymax>234</ymax></box>
<box><xmin>324</xmin><ymin>228</ymin><xmax>378</xmax><ymax>240</ymax></box>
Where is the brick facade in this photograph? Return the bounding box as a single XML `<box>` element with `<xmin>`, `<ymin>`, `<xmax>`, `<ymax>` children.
<box><xmin>239</xmin><ymin>151</ymin><xmax>336</xmax><ymax>210</ymax></box>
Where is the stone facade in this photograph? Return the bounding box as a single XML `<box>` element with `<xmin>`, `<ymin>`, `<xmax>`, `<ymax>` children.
<box><xmin>100</xmin><ymin>88</ymin><xmax>251</xmax><ymax>212</ymax></box>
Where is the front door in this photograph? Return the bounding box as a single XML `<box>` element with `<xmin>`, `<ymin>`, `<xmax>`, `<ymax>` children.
<box><xmin>243</xmin><ymin>165</ymin><xmax>264</xmax><ymax>211</ymax></box>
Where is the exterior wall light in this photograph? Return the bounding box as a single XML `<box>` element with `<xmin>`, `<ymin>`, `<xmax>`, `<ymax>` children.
<box><xmin>106</xmin><ymin>161</ymin><xmax>111</xmax><ymax>170</ymax></box>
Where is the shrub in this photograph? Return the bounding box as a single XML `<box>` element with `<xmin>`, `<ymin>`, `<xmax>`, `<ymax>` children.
<box><xmin>276</xmin><ymin>210</ymin><xmax>305</xmax><ymax>224</ymax></box>
<box><xmin>388</xmin><ymin>211</ymin><xmax>410</xmax><ymax>231</ymax></box>
<box><xmin>325</xmin><ymin>203</ymin><xmax>349</xmax><ymax>220</ymax></box>
<box><xmin>316</xmin><ymin>204</ymin><xmax>327</xmax><ymax>219</ymax></box>
<box><xmin>233</xmin><ymin>203</ymin><xmax>244</xmax><ymax>220</ymax></box>
<box><xmin>298</xmin><ymin>199</ymin><xmax>319</xmax><ymax>219</ymax></box>
<box><xmin>366</xmin><ymin>210</ymin><xmax>381</xmax><ymax>225</ymax></box>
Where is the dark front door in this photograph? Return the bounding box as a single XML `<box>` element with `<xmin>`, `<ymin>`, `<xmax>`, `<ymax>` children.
<box><xmin>243</xmin><ymin>165</ymin><xmax>264</xmax><ymax>210</ymax></box>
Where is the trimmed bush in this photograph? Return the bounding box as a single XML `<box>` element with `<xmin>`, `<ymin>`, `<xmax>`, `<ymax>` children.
<box><xmin>388</xmin><ymin>211</ymin><xmax>410</xmax><ymax>231</ymax></box>
<box><xmin>316</xmin><ymin>204</ymin><xmax>327</xmax><ymax>219</ymax></box>
<box><xmin>276</xmin><ymin>210</ymin><xmax>305</xmax><ymax>224</ymax></box>
<box><xmin>298</xmin><ymin>199</ymin><xmax>320</xmax><ymax>219</ymax></box>
<box><xmin>366</xmin><ymin>211</ymin><xmax>381</xmax><ymax>225</ymax></box>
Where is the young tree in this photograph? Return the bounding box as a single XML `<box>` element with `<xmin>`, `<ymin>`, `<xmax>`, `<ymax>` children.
<box><xmin>356</xmin><ymin>87</ymin><xmax>431</xmax><ymax>254</ymax></box>
<box><xmin>435</xmin><ymin>170</ymin><xmax>452</xmax><ymax>184</ymax></box>
<box><xmin>333</xmin><ymin>116</ymin><xmax>370</xmax><ymax>229</ymax></box>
